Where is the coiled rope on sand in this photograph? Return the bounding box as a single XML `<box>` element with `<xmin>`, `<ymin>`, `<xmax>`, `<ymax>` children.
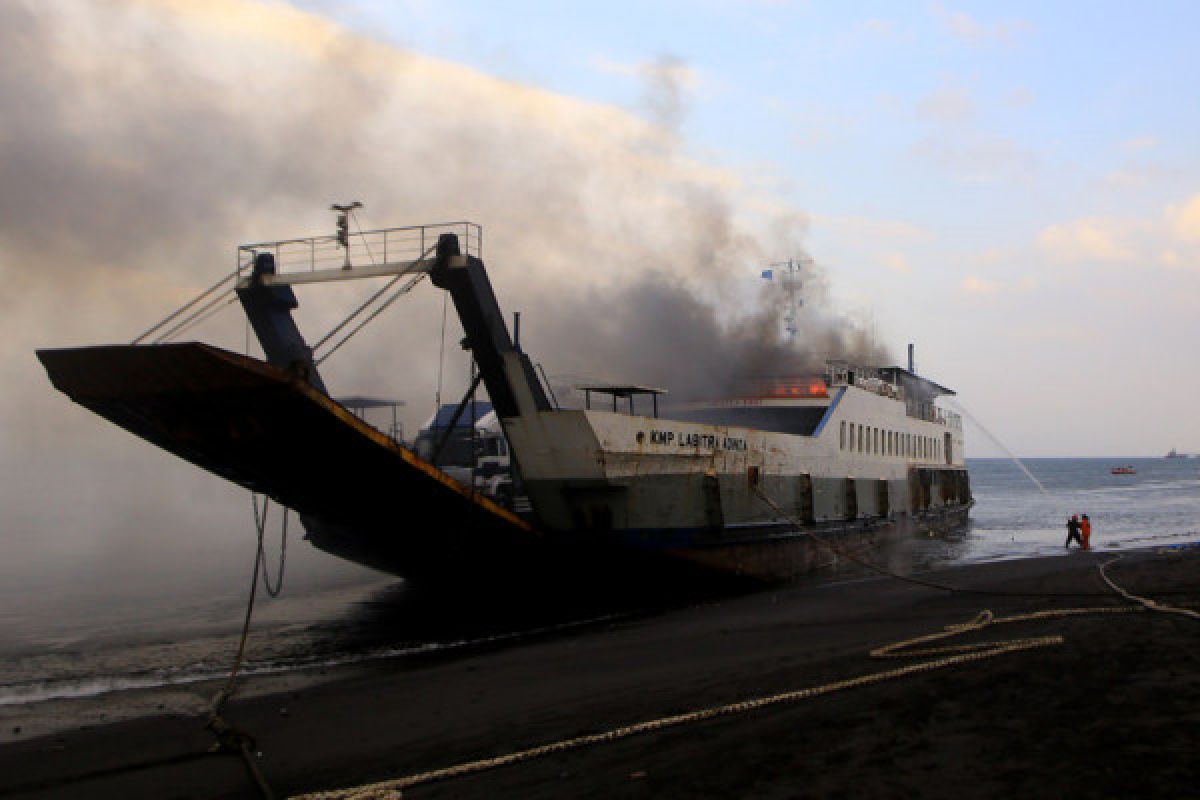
<box><xmin>289</xmin><ymin>493</ymin><xmax>1196</xmax><ymax>800</ymax></box>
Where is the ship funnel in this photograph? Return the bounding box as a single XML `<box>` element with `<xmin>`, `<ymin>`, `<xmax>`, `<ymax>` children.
<box><xmin>908</xmin><ymin>343</ymin><xmax>915</xmax><ymax>374</ymax></box>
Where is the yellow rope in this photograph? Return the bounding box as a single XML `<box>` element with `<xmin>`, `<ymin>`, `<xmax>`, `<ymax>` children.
<box><xmin>292</xmin><ymin>632</ymin><xmax>1065</xmax><ymax>800</ymax></box>
<box><xmin>290</xmin><ymin>596</ymin><xmax>1177</xmax><ymax>800</ymax></box>
<box><xmin>290</xmin><ymin>501</ymin><xmax>1196</xmax><ymax>800</ymax></box>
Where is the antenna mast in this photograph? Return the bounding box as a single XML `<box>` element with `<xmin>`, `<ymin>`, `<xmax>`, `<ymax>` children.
<box><xmin>331</xmin><ymin>201</ymin><xmax>363</xmax><ymax>269</ymax></box>
<box><xmin>763</xmin><ymin>256</ymin><xmax>810</xmax><ymax>338</ymax></box>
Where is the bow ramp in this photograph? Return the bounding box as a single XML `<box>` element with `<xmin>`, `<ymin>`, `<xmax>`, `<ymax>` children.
<box><xmin>37</xmin><ymin>342</ymin><xmax>535</xmax><ymax>559</ymax></box>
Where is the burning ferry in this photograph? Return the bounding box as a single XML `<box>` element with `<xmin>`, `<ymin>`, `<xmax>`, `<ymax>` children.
<box><xmin>38</xmin><ymin>220</ymin><xmax>971</xmax><ymax>585</ymax></box>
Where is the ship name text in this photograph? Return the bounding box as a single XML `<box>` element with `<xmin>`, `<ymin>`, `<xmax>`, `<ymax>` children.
<box><xmin>644</xmin><ymin>430</ymin><xmax>748</xmax><ymax>451</ymax></box>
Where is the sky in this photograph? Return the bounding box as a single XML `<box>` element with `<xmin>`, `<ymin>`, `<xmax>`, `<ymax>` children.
<box><xmin>296</xmin><ymin>0</ymin><xmax>1200</xmax><ymax>458</ymax></box>
<box><xmin>3</xmin><ymin>0</ymin><xmax>1200</xmax><ymax>599</ymax></box>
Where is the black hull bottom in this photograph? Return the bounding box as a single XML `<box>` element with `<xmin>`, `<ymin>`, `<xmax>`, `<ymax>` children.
<box><xmin>303</xmin><ymin>504</ymin><xmax>973</xmax><ymax>590</ymax></box>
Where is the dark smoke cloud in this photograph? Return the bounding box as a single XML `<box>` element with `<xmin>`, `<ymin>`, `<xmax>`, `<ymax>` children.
<box><xmin>637</xmin><ymin>54</ymin><xmax>691</xmax><ymax>135</ymax></box>
<box><xmin>533</xmin><ymin>267</ymin><xmax>888</xmax><ymax>405</ymax></box>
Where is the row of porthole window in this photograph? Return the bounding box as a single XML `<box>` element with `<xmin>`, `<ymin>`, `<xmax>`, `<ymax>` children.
<box><xmin>838</xmin><ymin>420</ymin><xmax>940</xmax><ymax>460</ymax></box>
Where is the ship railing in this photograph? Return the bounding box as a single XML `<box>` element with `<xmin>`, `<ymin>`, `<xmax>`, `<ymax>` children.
<box><xmin>235</xmin><ymin>222</ymin><xmax>482</xmax><ymax>282</ymax></box>
<box><xmin>906</xmin><ymin>401</ymin><xmax>959</xmax><ymax>426</ymax></box>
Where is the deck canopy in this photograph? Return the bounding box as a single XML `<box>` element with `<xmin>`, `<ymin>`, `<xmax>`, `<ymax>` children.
<box><xmin>577</xmin><ymin>384</ymin><xmax>667</xmax><ymax>417</ymax></box>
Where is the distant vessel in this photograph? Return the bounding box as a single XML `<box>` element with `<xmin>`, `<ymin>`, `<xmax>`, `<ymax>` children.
<box><xmin>1166</xmin><ymin>448</ymin><xmax>1183</xmax><ymax>459</ymax></box>
<box><xmin>1111</xmin><ymin>465</ymin><xmax>1136</xmax><ymax>475</ymax></box>
<box><xmin>38</xmin><ymin>221</ymin><xmax>973</xmax><ymax>585</ymax></box>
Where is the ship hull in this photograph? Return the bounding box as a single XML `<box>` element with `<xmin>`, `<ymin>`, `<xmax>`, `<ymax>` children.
<box><xmin>301</xmin><ymin>502</ymin><xmax>971</xmax><ymax>587</ymax></box>
<box><xmin>39</xmin><ymin>343</ymin><xmax>972</xmax><ymax>588</ymax></box>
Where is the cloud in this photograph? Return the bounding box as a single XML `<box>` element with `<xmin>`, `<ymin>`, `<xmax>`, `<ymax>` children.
<box><xmin>1038</xmin><ymin>219</ymin><xmax>1134</xmax><ymax>264</ymax></box>
<box><xmin>1121</xmin><ymin>135</ymin><xmax>1158</xmax><ymax>152</ymax></box>
<box><xmin>961</xmin><ymin>276</ymin><xmax>999</xmax><ymax>294</ymax></box>
<box><xmin>812</xmin><ymin>214</ymin><xmax>934</xmax><ymax>244</ymax></box>
<box><xmin>1005</xmin><ymin>86</ymin><xmax>1034</xmax><ymax>109</ymax></box>
<box><xmin>1167</xmin><ymin>193</ymin><xmax>1200</xmax><ymax>242</ymax></box>
<box><xmin>881</xmin><ymin>252</ymin><xmax>913</xmax><ymax>275</ymax></box>
<box><xmin>1036</xmin><ymin>193</ymin><xmax>1200</xmax><ymax>270</ymax></box>
<box><xmin>915</xmin><ymin>84</ymin><xmax>975</xmax><ymax>123</ymax></box>
<box><xmin>910</xmin><ymin>132</ymin><xmax>1037</xmax><ymax>183</ymax></box>
<box><xmin>928</xmin><ymin>1</ymin><xmax>1032</xmax><ymax>45</ymax></box>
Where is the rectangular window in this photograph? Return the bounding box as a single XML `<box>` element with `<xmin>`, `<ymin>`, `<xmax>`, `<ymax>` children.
<box><xmin>840</xmin><ymin>420</ymin><xmax>846</xmax><ymax>450</ymax></box>
<box><xmin>858</xmin><ymin>424</ymin><xmax>864</xmax><ymax>453</ymax></box>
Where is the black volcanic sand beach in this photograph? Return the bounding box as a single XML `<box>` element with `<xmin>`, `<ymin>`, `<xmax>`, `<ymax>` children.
<box><xmin>1</xmin><ymin>548</ymin><xmax>1197</xmax><ymax>799</ymax></box>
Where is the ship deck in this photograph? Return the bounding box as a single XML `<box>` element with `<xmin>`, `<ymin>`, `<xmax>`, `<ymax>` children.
<box><xmin>37</xmin><ymin>343</ymin><xmax>537</xmax><ymax>575</ymax></box>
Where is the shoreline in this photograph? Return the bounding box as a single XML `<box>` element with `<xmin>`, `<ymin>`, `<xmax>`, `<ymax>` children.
<box><xmin>2</xmin><ymin>547</ymin><xmax>1197</xmax><ymax>798</ymax></box>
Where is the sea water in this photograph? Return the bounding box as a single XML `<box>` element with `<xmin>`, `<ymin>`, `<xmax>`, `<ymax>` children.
<box><xmin>1</xmin><ymin>457</ymin><xmax>1197</xmax><ymax>723</ymax></box>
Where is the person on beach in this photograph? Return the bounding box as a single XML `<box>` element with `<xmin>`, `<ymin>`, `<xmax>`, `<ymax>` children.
<box><xmin>1065</xmin><ymin>515</ymin><xmax>1082</xmax><ymax>548</ymax></box>
<box><xmin>1080</xmin><ymin>514</ymin><xmax>1092</xmax><ymax>550</ymax></box>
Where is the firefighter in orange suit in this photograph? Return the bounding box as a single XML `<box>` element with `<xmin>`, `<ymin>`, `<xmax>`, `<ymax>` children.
<box><xmin>1080</xmin><ymin>514</ymin><xmax>1092</xmax><ymax>550</ymax></box>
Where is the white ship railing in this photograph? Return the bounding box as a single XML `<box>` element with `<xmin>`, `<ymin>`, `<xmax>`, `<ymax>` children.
<box><xmin>235</xmin><ymin>222</ymin><xmax>482</xmax><ymax>283</ymax></box>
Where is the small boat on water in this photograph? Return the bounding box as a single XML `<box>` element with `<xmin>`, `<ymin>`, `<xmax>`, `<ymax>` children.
<box><xmin>1111</xmin><ymin>465</ymin><xmax>1136</xmax><ymax>475</ymax></box>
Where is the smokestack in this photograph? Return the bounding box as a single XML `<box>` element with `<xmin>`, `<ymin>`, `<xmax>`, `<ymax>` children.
<box><xmin>908</xmin><ymin>343</ymin><xmax>915</xmax><ymax>374</ymax></box>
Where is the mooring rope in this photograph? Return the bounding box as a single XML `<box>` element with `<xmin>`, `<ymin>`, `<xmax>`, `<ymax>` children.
<box><xmin>1098</xmin><ymin>554</ymin><xmax>1200</xmax><ymax>620</ymax></box>
<box><xmin>289</xmin><ymin>594</ymin><xmax>1186</xmax><ymax>800</ymax></box>
<box><xmin>253</xmin><ymin>494</ymin><xmax>287</xmax><ymax>599</ymax></box>
<box><xmin>289</xmin><ymin>495</ymin><xmax>1196</xmax><ymax>800</ymax></box>
<box><xmin>204</xmin><ymin>493</ymin><xmax>293</xmax><ymax>800</ymax></box>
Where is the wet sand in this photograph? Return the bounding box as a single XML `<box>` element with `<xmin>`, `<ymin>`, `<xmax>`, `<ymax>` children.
<box><xmin>1</xmin><ymin>548</ymin><xmax>1197</xmax><ymax>799</ymax></box>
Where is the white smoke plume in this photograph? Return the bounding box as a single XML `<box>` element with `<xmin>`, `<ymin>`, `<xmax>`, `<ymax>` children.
<box><xmin>0</xmin><ymin>0</ymin><xmax>885</xmax><ymax>595</ymax></box>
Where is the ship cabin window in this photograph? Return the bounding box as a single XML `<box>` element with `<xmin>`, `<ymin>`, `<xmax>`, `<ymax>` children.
<box><xmin>887</xmin><ymin>431</ymin><xmax>893</xmax><ymax>456</ymax></box>
<box><xmin>849</xmin><ymin>424</ymin><xmax>855</xmax><ymax>451</ymax></box>
<box><xmin>840</xmin><ymin>421</ymin><xmax>846</xmax><ymax>450</ymax></box>
<box><xmin>858</xmin><ymin>424</ymin><xmax>864</xmax><ymax>453</ymax></box>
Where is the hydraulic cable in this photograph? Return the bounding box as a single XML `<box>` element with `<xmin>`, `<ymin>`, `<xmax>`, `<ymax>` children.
<box><xmin>132</xmin><ymin>270</ymin><xmax>238</xmax><ymax>344</ymax></box>
<box><xmin>311</xmin><ymin>274</ymin><xmax>404</xmax><ymax>353</ymax></box>
<box><xmin>156</xmin><ymin>293</ymin><xmax>238</xmax><ymax>343</ymax></box>
<box><xmin>312</xmin><ymin>241</ymin><xmax>434</xmax><ymax>354</ymax></box>
<box><xmin>315</xmin><ymin>273</ymin><xmax>426</xmax><ymax>366</ymax></box>
<box><xmin>152</xmin><ymin>286</ymin><xmax>237</xmax><ymax>343</ymax></box>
